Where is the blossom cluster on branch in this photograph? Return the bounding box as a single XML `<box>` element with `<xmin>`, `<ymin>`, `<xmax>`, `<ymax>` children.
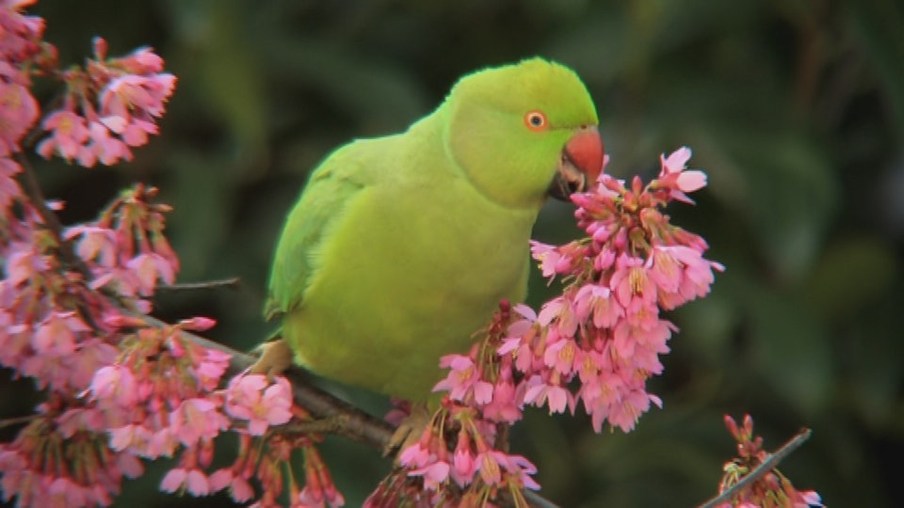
<box><xmin>716</xmin><ymin>415</ymin><xmax>822</xmax><ymax>508</ymax></box>
<box><xmin>1</xmin><ymin>2</ymin><xmax>342</xmax><ymax>507</ymax></box>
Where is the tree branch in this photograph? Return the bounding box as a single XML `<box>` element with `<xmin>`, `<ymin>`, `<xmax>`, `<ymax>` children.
<box><xmin>143</xmin><ymin>315</ymin><xmax>397</xmax><ymax>448</ymax></box>
<box><xmin>0</xmin><ymin>414</ymin><xmax>40</xmax><ymax>430</ymax></box>
<box><xmin>167</xmin><ymin>318</ymin><xmax>560</xmax><ymax>507</ymax></box>
<box><xmin>698</xmin><ymin>428</ymin><xmax>813</xmax><ymax>508</ymax></box>
<box><xmin>157</xmin><ymin>277</ymin><xmax>242</xmax><ymax>291</ymax></box>
<box><xmin>18</xmin><ymin>158</ymin><xmax>558</xmax><ymax>507</ymax></box>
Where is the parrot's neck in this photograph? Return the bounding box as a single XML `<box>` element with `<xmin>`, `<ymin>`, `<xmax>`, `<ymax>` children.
<box><xmin>427</xmin><ymin>104</ymin><xmax>550</xmax><ymax>213</ymax></box>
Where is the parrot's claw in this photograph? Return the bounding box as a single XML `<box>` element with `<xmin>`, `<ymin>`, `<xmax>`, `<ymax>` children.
<box><xmin>249</xmin><ymin>338</ymin><xmax>294</xmax><ymax>378</ymax></box>
<box><xmin>384</xmin><ymin>402</ymin><xmax>431</xmax><ymax>458</ymax></box>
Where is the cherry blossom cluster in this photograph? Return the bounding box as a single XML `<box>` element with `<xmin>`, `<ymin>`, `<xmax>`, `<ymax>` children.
<box><xmin>508</xmin><ymin>147</ymin><xmax>724</xmax><ymax>432</ymax></box>
<box><xmin>156</xmin><ymin>373</ymin><xmax>345</xmax><ymax>508</ymax></box>
<box><xmin>36</xmin><ymin>36</ymin><xmax>176</xmax><ymax>167</ymax></box>
<box><xmin>0</xmin><ymin>0</ymin><xmax>46</xmax><ymax>158</ymax></box>
<box><xmin>64</xmin><ymin>184</ymin><xmax>179</xmax><ymax>310</ymax></box>
<box><xmin>176</xmin><ymin>375</ymin><xmax>343</xmax><ymax>507</ymax></box>
<box><xmin>0</xmin><ymin>184</ymin><xmax>194</xmax><ymax>505</ymax></box>
<box><xmin>439</xmin><ymin>147</ymin><xmax>722</xmax><ymax>434</ymax></box>
<box><xmin>2</xmin><ymin>3</ymin><xmax>344</xmax><ymax>506</ymax></box>
<box><xmin>716</xmin><ymin>415</ymin><xmax>822</xmax><ymax>508</ymax></box>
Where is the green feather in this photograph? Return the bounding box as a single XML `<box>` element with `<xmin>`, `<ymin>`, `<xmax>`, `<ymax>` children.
<box><xmin>266</xmin><ymin>58</ymin><xmax>598</xmax><ymax>401</ymax></box>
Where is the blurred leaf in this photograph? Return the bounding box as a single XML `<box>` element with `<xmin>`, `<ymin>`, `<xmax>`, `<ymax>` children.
<box><xmin>846</xmin><ymin>0</ymin><xmax>904</xmax><ymax>138</ymax></box>
<box><xmin>805</xmin><ymin>236</ymin><xmax>898</xmax><ymax>319</ymax></box>
<box><xmin>259</xmin><ymin>35</ymin><xmax>430</xmax><ymax>135</ymax></box>
<box><xmin>748</xmin><ymin>284</ymin><xmax>834</xmax><ymax>415</ymax></box>
<box><xmin>164</xmin><ymin>0</ymin><xmax>269</xmax><ymax>164</ymax></box>
<box><xmin>164</xmin><ymin>149</ymin><xmax>234</xmax><ymax>280</ymax></box>
<box><xmin>705</xmin><ymin>124</ymin><xmax>840</xmax><ymax>281</ymax></box>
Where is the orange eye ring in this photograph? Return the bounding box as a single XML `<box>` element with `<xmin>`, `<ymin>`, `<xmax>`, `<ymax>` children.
<box><xmin>524</xmin><ymin>110</ymin><xmax>548</xmax><ymax>131</ymax></box>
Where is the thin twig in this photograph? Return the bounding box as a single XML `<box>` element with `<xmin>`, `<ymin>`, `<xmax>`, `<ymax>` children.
<box><xmin>524</xmin><ymin>491</ymin><xmax>561</xmax><ymax>508</ymax></box>
<box><xmin>277</xmin><ymin>415</ymin><xmax>355</xmax><ymax>436</ymax></box>
<box><xmin>157</xmin><ymin>277</ymin><xmax>242</xmax><ymax>291</ymax></box>
<box><xmin>698</xmin><ymin>428</ymin><xmax>813</xmax><ymax>508</ymax></box>
<box><xmin>0</xmin><ymin>414</ymin><xmax>40</xmax><ymax>430</ymax></box>
<box><xmin>15</xmin><ymin>153</ymin><xmax>75</xmax><ymax>260</ymax></box>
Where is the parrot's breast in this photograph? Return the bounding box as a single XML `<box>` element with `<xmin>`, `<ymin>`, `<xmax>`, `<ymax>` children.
<box><xmin>281</xmin><ymin>134</ymin><xmax>538</xmax><ymax>401</ymax></box>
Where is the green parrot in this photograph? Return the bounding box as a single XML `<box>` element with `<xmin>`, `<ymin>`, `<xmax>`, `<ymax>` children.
<box><xmin>256</xmin><ymin>57</ymin><xmax>602</xmax><ymax>405</ymax></box>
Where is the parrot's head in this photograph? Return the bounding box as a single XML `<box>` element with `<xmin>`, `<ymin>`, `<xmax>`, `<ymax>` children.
<box><xmin>443</xmin><ymin>57</ymin><xmax>603</xmax><ymax>209</ymax></box>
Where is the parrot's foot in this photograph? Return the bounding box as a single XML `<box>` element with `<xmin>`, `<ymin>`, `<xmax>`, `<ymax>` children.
<box><xmin>249</xmin><ymin>338</ymin><xmax>294</xmax><ymax>377</ymax></box>
<box><xmin>384</xmin><ymin>402</ymin><xmax>432</xmax><ymax>459</ymax></box>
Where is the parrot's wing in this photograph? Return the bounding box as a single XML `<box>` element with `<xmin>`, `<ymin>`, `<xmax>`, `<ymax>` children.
<box><xmin>264</xmin><ymin>143</ymin><xmax>374</xmax><ymax>321</ymax></box>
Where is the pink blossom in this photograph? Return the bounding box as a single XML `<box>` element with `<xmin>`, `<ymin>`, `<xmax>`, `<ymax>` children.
<box><xmin>796</xmin><ymin>490</ymin><xmax>823</xmax><ymax>507</ymax></box>
<box><xmin>660</xmin><ymin>146</ymin><xmax>692</xmax><ymax>174</ymax></box>
<box><xmin>125</xmin><ymin>252</ymin><xmax>177</xmax><ymax>295</ymax></box>
<box><xmin>530</xmin><ymin>241</ymin><xmax>569</xmax><ymax>279</ymax></box>
<box><xmin>109</xmin><ymin>424</ymin><xmax>152</xmax><ymax>453</ymax></box>
<box><xmin>67</xmin><ymin>338</ymin><xmax>118</xmax><ymax>390</ymax></box>
<box><xmin>610</xmin><ymin>254</ymin><xmax>657</xmax><ymax>308</ymax></box>
<box><xmin>32</xmin><ymin>311</ymin><xmax>88</xmax><ymax>355</ymax></box>
<box><xmin>573</xmin><ymin>284</ymin><xmax>624</xmax><ymax>328</ymax></box>
<box><xmin>209</xmin><ymin>468</ymin><xmax>254</xmax><ymax>503</ymax></box>
<box><xmin>506</xmin><ymin>303</ymin><xmax>537</xmax><ymax>336</ymax></box>
<box><xmin>179</xmin><ymin>316</ymin><xmax>217</xmax><ymax>331</ymax></box>
<box><xmin>161</xmin><ymin>467</ymin><xmax>210</xmax><ymax>496</ymax></box>
<box><xmin>114</xmin><ymin>46</ymin><xmax>165</xmax><ymax>74</ymax></box>
<box><xmin>481</xmin><ymin>374</ymin><xmax>521</xmax><ymax>423</ymax></box>
<box><xmin>147</xmin><ymin>428</ymin><xmax>179</xmax><ymax>458</ymax></box>
<box><xmin>37</xmin><ymin>110</ymin><xmax>89</xmax><ymax>160</ymax></box>
<box><xmin>225</xmin><ymin>375</ymin><xmax>293</xmax><ymax>435</ymax></box>
<box><xmin>499</xmin><ymin>334</ymin><xmax>534</xmax><ymax>373</ymax></box>
<box><xmin>451</xmin><ymin>434</ymin><xmax>477</xmax><ymax>487</ymax></box>
<box><xmin>538</xmin><ymin>296</ymin><xmax>579</xmax><ymax>337</ymax></box>
<box><xmin>169</xmin><ymin>398</ymin><xmax>229</xmax><ymax>446</ymax></box>
<box><xmin>607</xmin><ymin>389</ymin><xmax>662</xmax><ymax>433</ymax></box>
<box><xmin>647</xmin><ymin>246</ymin><xmax>682</xmax><ymax>294</ymax></box>
<box><xmin>543</xmin><ymin>336</ymin><xmax>580</xmax><ymax>375</ymax></box>
<box><xmin>194</xmin><ymin>348</ymin><xmax>231</xmax><ymax>390</ymax></box>
<box><xmin>493</xmin><ymin>452</ymin><xmax>540</xmax><ymax>491</ymax></box>
<box><xmin>398</xmin><ymin>441</ymin><xmax>432</xmax><ymax>469</ymax></box>
<box><xmin>476</xmin><ymin>450</ymin><xmax>505</xmax><ymax>486</ymax></box>
<box><xmin>77</xmin><ymin>120</ymin><xmax>131</xmax><ymax>167</ymax></box>
<box><xmin>89</xmin><ymin>365</ymin><xmax>139</xmax><ymax>407</ymax></box>
<box><xmin>0</xmin><ymin>1</ymin><xmax>44</xmax><ymax>62</ymax></box>
<box><xmin>100</xmin><ymin>73</ymin><xmax>176</xmax><ymax>121</ymax></box>
<box><xmin>657</xmin><ymin>146</ymin><xmax>708</xmax><ymax>202</ymax></box>
<box><xmin>0</xmin><ymin>156</ymin><xmax>21</xmax><ymax>210</ymax></box>
<box><xmin>433</xmin><ymin>354</ymin><xmax>492</xmax><ymax>404</ymax></box>
<box><xmin>4</xmin><ymin>241</ymin><xmax>47</xmax><ymax>286</ymax></box>
<box><xmin>0</xmin><ymin>68</ymin><xmax>39</xmax><ymax>156</ymax></box>
<box><xmin>55</xmin><ymin>407</ymin><xmax>107</xmax><ymax>437</ymax></box>
<box><xmin>522</xmin><ymin>375</ymin><xmax>572</xmax><ymax>414</ymax></box>
<box><xmin>117</xmin><ymin>452</ymin><xmax>145</xmax><ymax>479</ymax></box>
<box><xmin>409</xmin><ymin>461</ymin><xmax>450</xmax><ymax>491</ymax></box>
<box><xmin>64</xmin><ymin>224</ymin><xmax>117</xmax><ymax>266</ymax></box>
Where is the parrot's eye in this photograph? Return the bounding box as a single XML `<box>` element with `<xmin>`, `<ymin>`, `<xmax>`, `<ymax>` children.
<box><xmin>524</xmin><ymin>110</ymin><xmax>548</xmax><ymax>131</ymax></box>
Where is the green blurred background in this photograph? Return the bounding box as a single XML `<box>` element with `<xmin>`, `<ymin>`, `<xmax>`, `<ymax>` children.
<box><xmin>6</xmin><ymin>0</ymin><xmax>903</xmax><ymax>506</ymax></box>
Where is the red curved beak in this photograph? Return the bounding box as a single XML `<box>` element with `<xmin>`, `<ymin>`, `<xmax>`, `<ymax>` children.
<box><xmin>549</xmin><ymin>126</ymin><xmax>605</xmax><ymax>200</ymax></box>
<box><xmin>564</xmin><ymin>126</ymin><xmax>604</xmax><ymax>184</ymax></box>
